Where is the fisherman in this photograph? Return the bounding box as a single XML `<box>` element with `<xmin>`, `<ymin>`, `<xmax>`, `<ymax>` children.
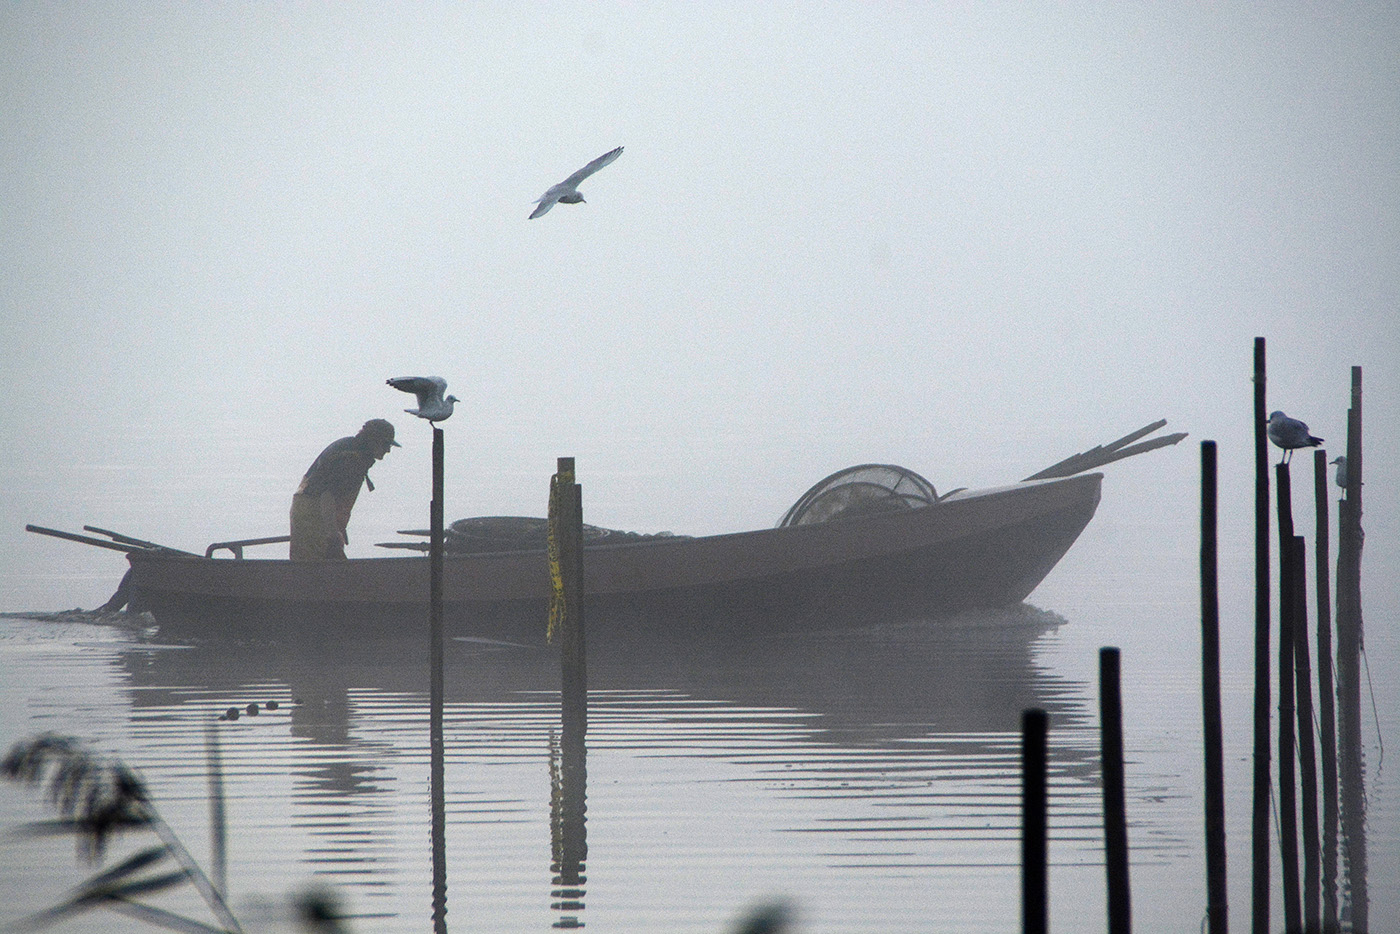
<box><xmin>290</xmin><ymin>419</ymin><xmax>400</xmax><ymax>560</ymax></box>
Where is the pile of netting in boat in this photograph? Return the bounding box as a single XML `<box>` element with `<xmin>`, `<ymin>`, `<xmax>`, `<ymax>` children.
<box><xmin>441</xmin><ymin>516</ymin><xmax>689</xmax><ymax>554</ymax></box>
<box><xmin>411</xmin><ymin>464</ymin><xmax>946</xmax><ymax>553</ymax></box>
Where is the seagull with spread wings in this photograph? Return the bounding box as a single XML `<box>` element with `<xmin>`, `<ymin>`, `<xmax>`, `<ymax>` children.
<box><xmin>529</xmin><ymin>146</ymin><xmax>623</xmax><ymax>219</ymax></box>
<box><xmin>387</xmin><ymin>376</ymin><xmax>458</xmax><ymax>423</ymax></box>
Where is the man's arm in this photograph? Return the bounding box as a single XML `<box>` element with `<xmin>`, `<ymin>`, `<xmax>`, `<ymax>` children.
<box><xmin>319</xmin><ymin>491</ymin><xmax>346</xmax><ymax>544</ymax></box>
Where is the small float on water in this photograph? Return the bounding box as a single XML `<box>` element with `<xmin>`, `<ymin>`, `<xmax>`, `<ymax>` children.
<box><xmin>27</xmin><ymin>422</ymin><xmax>1183</xmax><ymax>644</ymax></box>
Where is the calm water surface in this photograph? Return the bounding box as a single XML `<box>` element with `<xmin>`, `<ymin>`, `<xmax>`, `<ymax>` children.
<box><xmin>1</xmin><ymin>536</ymin><xmax>1395</xmax><ymax>934</ymax></box>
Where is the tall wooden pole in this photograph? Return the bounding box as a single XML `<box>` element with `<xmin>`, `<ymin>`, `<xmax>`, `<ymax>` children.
<box><xmin>1336</xmin><ymin>367</ymin><xmax>1366</xmax><ymax>931</ymax></box>
<box><xmin>429</xmin><ymin>426</ymin><xmax>447</xmax><ymax>934</ymax></box>
<box><xmin>1291</xmin><ymin>535</ymin><xmax>1320</xmax><ymax>934</ymax></box>
<box><xmin>1099</xmin><ymin>648</ymin><xmax>1131</xmax><ymax>934</ymax></box>
<box><xmin>1250</xmin><ymin>338</ymin><xmax>1271</xmax><ymax>934</ymax></box>
<box><xmin>1022</xmin><ymin>708</ymin><xmax>1049</xmax><ymax>934</ymax></box>
<box><xmin>1313</xmin><ymin>449</ymin><xmax>1339</xmax><ymax>933</ymax></box>
<box><xmin>1276</xmin><ymin>464</ymin><xmax>1301</xmax><ymax>933</ymax></box>
<box><xmin>1200</xmin><ymin>441</ymin><xmax>1228</xmax><ymax>934</ymax></box>
<box><xmin>550</xmin><ymin>457</ymin><xmax>588</xmax><ymax>927</ymax></box>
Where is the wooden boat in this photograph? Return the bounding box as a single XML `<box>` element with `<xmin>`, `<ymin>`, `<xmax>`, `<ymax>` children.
<box><xmin>27</xmin><ymin>423</ymin><xmax>1184</xmax><ymax>644</ymax></box>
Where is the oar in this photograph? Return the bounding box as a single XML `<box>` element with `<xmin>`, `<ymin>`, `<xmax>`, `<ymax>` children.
<box><xmin>26</xmin><ymin>525</ymin><xmax>148</xmax><ymax>554</ymax></box>
<box><xmin>1023</xmin><ymin>420</ymin><xmax>1186</xmax><ymax>481</ymax></box>
<box><xmin>84</xmin><ymin>526</ymin><xmax>199</xmax><ymax>556</ymax></box>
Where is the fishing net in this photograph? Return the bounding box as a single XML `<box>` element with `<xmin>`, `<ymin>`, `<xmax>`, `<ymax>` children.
<box><xmin>778</xmin><ymin>464</ymin><xmax>939</xmax><ymax>527</ymax></box>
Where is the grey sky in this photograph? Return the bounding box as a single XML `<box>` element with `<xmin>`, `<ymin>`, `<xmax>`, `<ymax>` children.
<box><xmin>2</xmin><ymin>4</ymin><xmax>1397</xmax><ymax>609</ymax></box>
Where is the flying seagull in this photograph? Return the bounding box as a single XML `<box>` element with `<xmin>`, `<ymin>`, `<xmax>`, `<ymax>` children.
<box><xmin>1331</xmin><ymin>455</ymin><xmax>1348</xmax><ymax>490</ymax></box>
<box><xmin>529</xmin><ymin>146</ymin><xmax>623</xmax><ymax>219</ymax></box>
<box><xmin>1266</xmin><ymin>410</ymin><xmax>1322</xmax><ymax>464</ymax></box>
<box><xmin>387</xmin><ymin>376</ymin><xmax>458</xmax><ymax>423</ymax></box>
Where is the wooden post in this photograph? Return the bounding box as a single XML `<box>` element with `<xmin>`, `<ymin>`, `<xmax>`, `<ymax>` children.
<box><xmin>1291</xmin><ymin>536</ymin><xmax>1321</xmax><ymax>934</ymax></box>
<box><xmin>1251</xmin><ymin>338</ymin><xmax>1271</xmax><ymax>934</ymax></box>
<box><xmin>1313</xmin><ymin>450</ymin><xmax>1339</xmax><ymax>933</ymax></box>
<box><xmin>1336</xmin><ymin>367</ymin><xmax>1367</xmax><ymax>932</ymax></box>
<box><xmin>1276</xmin><ymin>464</ymin><xmax>1301</xmax><ymax>933</ymax></box>
<box><xmin>1200</xmin><ymin>442</ymin><xmax>1228</xmax><ymax>934</ymax></box>
<box><xmin>205</xmin><ymin>722</ymin><xmax>228</xmax><ymax>899</ymax></box>
<box><xmin>554</xmin><ymin>457</ymin><xmax>587</xmax><ymax>739</ymax></box>
<box><xmin>1022</xmin><ymin>708</ymin><xmax>1049</xmax><ymax>934</ymax></box>
<box><xmin>429</xmin><ymin>426</ymin><xmax>447</xmax><ymax>934</ymax></box>
<box><xmin>1099</xmin><ymin>648</ymin><xmax>1131</xmax><ymax>934</ymax></box>
<box><xmin>549</xmin><ymin>457</ymin><xmax>589</xmax><ymax>927</ymax></box>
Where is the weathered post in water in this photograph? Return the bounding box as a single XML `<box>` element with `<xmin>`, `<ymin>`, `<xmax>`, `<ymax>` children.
<box><xmin>1200</xmin><ymin>441</ymin><xmax>1228</xmax><ymax>934</ymax></box>
<box><xmin>1291</xmin><ymin>535</ymin><xmax>1321</xmax><ymax>934</ymax></box>
<box><xmin>1313</xmin><ymin>449</ymin><xmax>1339</xmax><ymax>933</ymax></box>
<box><xmin>430</xmin><ymin>425</ymin><xmax>447</xmax><ymax>934</ymax></box>
<box><xmin>1022</xmin><ymin>708</ymin><xmax>1049</xmax><ymax>934</ymax></box>
<box><xmin>1335</xmin><ymin>367</ymin><xmax>1367</xmax><ymax>931</ymax></box>
<box><xmin>1250</xmin><ymin>338</ymin><xmax>1271</xmax><ymax>934</ymax></box>
<box><xmin>549</xmin><ymin>457</ymin><xmax>587</xmax><ymax>737</ymax></box>
<box><xmin>1099</xmin><ymin>648</ymin><xmax>1131</xmax><ymax>934</ymax></box>
<box><xmin>1276</xmin><ymin>463</ymin><xmax>1301</xmax><ymax>933</ymax></box>
<box><xmin>547</xmin><ymin>457</ymin><xmax>588</xmax><ymax>928</ymax></box>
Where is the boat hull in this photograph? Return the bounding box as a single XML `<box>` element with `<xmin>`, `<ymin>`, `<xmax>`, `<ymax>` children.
<box><xmin>123</xmin><ymin>474</ymin><xmax>1102</xmax><ymax>643</ymax></box>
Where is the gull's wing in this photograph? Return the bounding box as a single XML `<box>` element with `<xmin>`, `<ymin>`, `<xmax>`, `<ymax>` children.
<box><xmin>387</xmin><ymin>376</ymin><xmax>446</xmax><ymax>405</ymax></box>
<box><xmin>560</xmin><ymin>146</ymin><xmax>623</xmax><ymax>188</ymax></box>
<box><xmin>529</xmin><ymin>191</ymin><xmax>560</xmax><ymax>219</ymax></box>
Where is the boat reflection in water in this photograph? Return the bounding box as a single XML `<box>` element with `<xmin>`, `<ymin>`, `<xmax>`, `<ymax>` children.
<box><xmin>115</xmin><ymin>603</ymin><xmax>1100</xmax><ymax>931</ymax></box>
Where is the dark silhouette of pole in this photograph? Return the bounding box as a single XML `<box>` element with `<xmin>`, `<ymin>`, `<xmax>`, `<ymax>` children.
<box><xmin>1291</xmin><ymin>536</ymin><xmax>1320</xmax><ymax>934</ymax></box>
<box><xmin>1276</xmin><ymin>463</ymin><xmax>1301</xmax><ymax>933</ymax></box>
<box><xmin>549</xmin><ymin>457</ymin><xmax>588</xmax><ymax>928</ymax></box>
<box><xmin>1336</xmin><ymin>367</ymin><xmax>1367</xmax><ymax>932</ymax></box>
<box><xmin>1250</xmin><ymin>338</ymin><xmax>1271</xmax><ymax>934</ymax></box>
<box><xmin>430</xmin><ymin>426</ymin><xmax>447</xmax><ymax>934</ymax></box>
<box><xmin>1200</xmin><ymin>441</ymin><xmax>1228</xmax><ymax>934</ymax></box>
<box><xmin>1022</xmin><ymin>708</ymin><xmax>1049</xmax><ymax>934</ymax></box>
<box><xmin>552</xmin><ymin>457</ymin><xmax>587</xmax><ymax>739</ymax></box>
<box><xmin>1313</xmin><ymin>450</ymin><xmax>1339</xmax><ymax>933</ymax></box>
<box><xmin>1099</xmin><ymin>648</ymin><xmax>1131</xmax><ymax>934</ymax></box>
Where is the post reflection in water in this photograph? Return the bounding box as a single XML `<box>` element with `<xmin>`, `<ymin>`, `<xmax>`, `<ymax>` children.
<box><xmin>549</xmin><ymin>726</ymin><xmax>587</xmax><ymax>928</ymax></box>
<box><xmin>108</xmin><ymin>604</ymin><xmax>1117</xmax><ymax>932</ymax></box>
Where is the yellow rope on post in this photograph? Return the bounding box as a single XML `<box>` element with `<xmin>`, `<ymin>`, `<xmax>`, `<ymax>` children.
<box><xmin>545</xmin><ymin>462</ymin><xmax>573</xmax><ymax>644</ymax></box>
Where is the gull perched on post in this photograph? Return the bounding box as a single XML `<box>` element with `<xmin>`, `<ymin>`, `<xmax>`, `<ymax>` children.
<box><xmin>1331</xmin><ymin>455</ymin><xmax>1348</xmax><ymax>490</ymax></box>
<box><xmin>529</xmin><ymin>146</ymin><xmax>623</xmax><ymax>219</ymax></box>
<box><xmin>1266</xmin><ymin>410</ymin><xmax>1322</xmax><ymax>464</ymax></box>
<box><xmin>388</xmin><ymin>376</ymin><xmax>457</xmax><ymax>423</ymax></box>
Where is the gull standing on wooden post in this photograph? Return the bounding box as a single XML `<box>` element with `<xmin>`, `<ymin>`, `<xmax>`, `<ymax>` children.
<box><xmin>529</xmin><ymin>146</ymin><xmax>623</xmax><ymax>219</ymax></box>
<box><xmin>387</xmin><ymin>373</ymin><xmax>452</xmax><ymax>932</ymax></box>
<box><xmin>388</xmin><ymin>376</ymin><xmax>458</xmax><ymax>423</ymax></box>
<box><xmin>1331</xmin><ymin>456</ymin><xmax>1348</xmax><ymax>490</ymax></box>
<box><xmin>1267</xmin><ymin>411</ymin><xmax>1323</xmax><ymax>464</ymax></box>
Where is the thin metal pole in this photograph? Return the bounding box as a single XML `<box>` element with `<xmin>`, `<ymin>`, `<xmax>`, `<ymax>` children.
<box><xmin>1251</xmin><ymin>338</ymin><xmax>1271</xmax><ymax>934</ymax></box>
<box><xmin>1099</xmin><ymin>648</ymin><xmax>1131</xmax><ymax>934</ymax></box>
<box><xmin>1200</xmin><ymin>441</ymin><xmax>1228</xmax><ymax>934</ymax></box>
<box><xmin>430</xmin><ymin>426</ymin><xmax>447</xmax><ymax>934</ymax></box>
<box><xmin>1022</xmin><ymin>708</ymin><xmax>1049</xmax><ymax>934</ymax></box>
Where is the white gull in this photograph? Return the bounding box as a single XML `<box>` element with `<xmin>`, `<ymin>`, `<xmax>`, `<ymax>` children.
<box><xmin>529</xmin><ymin>146</ymin><xmax>623</xmax><ymax>219</ymax></box>
<box><xmin>387</xmin><ymin>376</ymin><xmax>458</xmax><ymax>423</ymax></box>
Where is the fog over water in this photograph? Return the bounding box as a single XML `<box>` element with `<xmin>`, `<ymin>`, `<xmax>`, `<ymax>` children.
<box><xmin>2</xmin><ymin>5</ymin><xmax>1397</xmax><ymax>610</ymax></box>
<box><xmin>1</xmin><ymin>8</ymin><xmax>1397</xmax><ymax>929</ymax></box>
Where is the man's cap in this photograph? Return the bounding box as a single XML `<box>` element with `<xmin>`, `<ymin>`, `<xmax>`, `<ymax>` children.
<box><xmin>358</xmin><ymin>418</ymin><xmax>401</xmax><ymax>447</ymax></box>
